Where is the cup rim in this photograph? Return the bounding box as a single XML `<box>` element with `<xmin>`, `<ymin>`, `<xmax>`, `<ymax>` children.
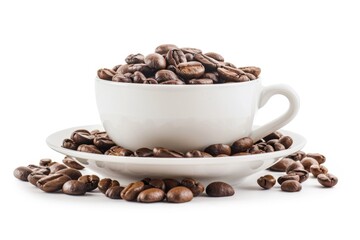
<box><xmin>95</xmin><ymin>76</ymin><xmax>261</xmax><ymax>88</ymax></box>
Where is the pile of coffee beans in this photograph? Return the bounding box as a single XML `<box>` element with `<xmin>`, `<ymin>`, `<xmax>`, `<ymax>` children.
<box><xmin>62</xmin><ymin>129</ymin><xmax>293</xmax><ymax>157</ymax></box>
<box><xmin>13</xmin><ymin>156</ymin><xmax>234</xmax><ymax>203</ymax></box>
<box><xmin>257</xmin><ymin>151</ymin><xmax>338</xmax><ymax>192</ymax></box>
<box><xmin>97</xmin><ymin>44</ymin><xmax>260</xmax><ymax>84</ymax></box>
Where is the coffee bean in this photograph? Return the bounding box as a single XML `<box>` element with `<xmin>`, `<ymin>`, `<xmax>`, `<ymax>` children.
<box><xmin>62</xmin><ymin>180</ymin><xmax>87</xmax><ymax>195</ymax></box>
<box><xmin>286</xmin><ymin>151</ymin><xmax>306</xmax><ymax>161</ymax></box>
<box><xmin>27</xmin><ymin>165</ymin><xmax>50</xmax><ymax>175</ymax></box>
<box><xmin>277</xmin><ymin>174</ymin><xmax>300</xmax><ymax>185</ymax></box>
<box><xmin>105</xmin><ymin>146</ymin><xmax>133</xmax><ymax>156</ymax></box>
<box><xmin>206</xmin><ymin>182</ymin><xmax>234</xmax><ymax>197</ymax></box>
<box><xmin>77</xmin><ymin>144</ymin><xmax>102</xmax><ymax>154</ymax></box>
<box><xmin>71</xmin><ymin>129</ymin><xmax>94</xmax><ymax>145</ymax></box>
<box><xmin>155</xmin><ymin>44</ymin><xmax>178</xmax><ymax>55</ymax></box>
<box><xmin>167</xmin><ymin>186</ymin><xmax>193</xmax><ymax>203</ymax></box>
<box><xmin>288</xmin><ymin>169</ymin><xmax>309</xmax><ymax>183</ymax></box>
<box><xmin>166</xmin><ymin>49</ymin><xmax>187</xmax><ymax>66</ymax></box>
<box><xmin>224</xmin><ymin>62</ymin><xmax>237</xmax><ymax>68</ymax></box>
<box><xmin>145</xmin><ymin>53</ymin><xmax>166</xmax><ymax>70</ymax></box>
<box><xmin>78</xmin><ymin>175</ymin><xmax>100</xmax><ymax>192</ymax></box>
<box><xmin>264</xmin><ymin>145</ymin><xmax>275</xmax><ymax>152</ymax></box>
<box><xmin>180</xmin><ymin>47</ymin><xmax>202</xmax><ymax>55</ymax></box>
<box><xmin>181</xmin><ymin>178</ymin><xmax>204</xmax><ymax>196</ymax></box>
<box><xmin>232</xmin><ymin>137</ymin><xmax>253</xmax><ymax>154</ymax></box>
<box><xmin>36</xmin><ymin>174</ymin><xmax>71</xmax><ymax>192</ymax></box>
<box><xmin>317</xmin><ymin>173</ymin><xmax>338</xmax><ymax>187</ymax></box>
<box><xmin>137</xmin><ymin>188</ymin><xmax>165</xmax><ymax>203</ymax></box>
<box><xmin>153</xmin><ymin>147</ymin><xmax>184</xmax><ymax>158</ymax></box>
<box><xmin>163</xmin><ymin>178</ymin><xmax>180</xmax><ymax>192</ymax></box>
<box><xmin>13</xmin><ymin>166</ymin><xmax>32</xmax><ymax>181</ymax></box>
<box><xmin>204</xmin><ymin>52</ymin><xmax>224</xmax><ymax>62</ymax></box>
<box><xmin>263</xmin><ymin>132</ymin><xmax>283</xmax><ymax>142</ymax></box>
<box><xmin>238</xmin><ymin>66</ymin><xmax>261</xmax><ymax>78</ymax></box>
<box><xmin>49</xmin><ymin>163</ymin><xmax>67</xmax><ymax>174</ymax></box>
<box><xmin>132</xmin><ymin>71</ymin><xmax>147</xmax><ymax>83</ymax></box>
<box><xmin>39</xmin><ymin>158</ymin><xmax>52</xmax><ymax>167</ymax></box>
<box><xmin>185</xmin><ymin>150</ymin><xmax>212</xmax><ymax>158</ymax></box>
<box><xmin>112</xmin><ymin>73</ymin><xmax>132</xmax><ymax>83</ymax></box>
<box><xmin>278</xmin><ymin>136</ymin><xmax>293</xmax><ymax>149</ymax></box>
<box><xmin>135</xmin><ymin>148</ymin><xmax>154</xmax><ymax>157</ymax></box>
<box><xmin>217</xmin><ymin>66</ymin><xmax>249</xmax><ymax>82</ymax></box>
<box><xmin>27</xmin><ymin>173</ymin><xmax>46</xmax><ymax>186</ymax></box>
<box><xmin>274</xmin><ymin>143</ymin><xmax>286</xmax><ymax>151</ymax></box>
<box><xmin>56</xmin><ymin>168</ymin><xmax>82</xmax><ymax>180</ymax></box>
<box><xmin>204</xmin><ymin>144</ymin><xmax>231</xmax><ymax>156</ymax></box>
<box><xmin>125</xmin><ymin>53</ymin><xmax>145</xmax><ymax>64</ymax></box>
<box><xmin>62</xmin><ymin>156</ymin><xmax>84</xmax><ymax>170</ymax></box>
<box><xmin>160</xmin><ymin>79</ymin><xmax>185</xmax><ymax>85</ymax></box>
<box><xmin>310</xmin><ymin>165</ymin><xmax>328</xmax><ymax>177</ymax></box>
<box><xmin>300</xmin><ymin>157</ymin><xmax>319</xmax><ymax>172</ymax></box>
<box><xmin>306</xmin><ymin>153</ymin><xmax>326</xmax><ymax>164</ymax></box>
<box><xmin>98</xmin><ymin>178</ymin><xmax>120</xmax><ymax>194</ymax></box>
<box><xmin>203</xmin><ymin>72</ymin><xmax>222</xmax><ymax>83</ymax></box>
<box><xmin>127</xmin><ymin>64</ymin><xmax>154</xmax><ymax>76</ymax></box>
<box><xmin>105</xmin><ymin>186</ymin><xmax>125</xmax><ymax>199</ymax></box>
<box><xmin>144</xmin><ymin>78</ymin><xmax>158</xmax><ymax>84</ymax></box>
<box><xmin>269</xmin><ymin>158</ymin><xmax>294</xmax><ymax>172</ymax></box>
<box><xmin>266</xmin><ymin>139</ymin><xmax>279</xmax><ymax>147</ymax></box>
<box><xmin>232</xmin><ymin>152</ymin><xmax>251</xmax><ymax>156</ymax></box>
<box><xmin>149</xmin><ymin>179</ymin><xmax>166</xmax><ymax>191</ymax></box>
<box><xmin>155</xmin><ymin>69</ymin><xmax>179</xmax><ymax>83</ymax></box>
<box><xmin>176</xmin><ymin>61</ymin><xmax>205</xmax><ymax>80</ymax></box>
<box><xmin>185</xmin><ymin>53</ymin><xmax>194</xmax><ymax>61</ymax></box>
<box><xmin>216</xmin><ymin>154</ymin><xmax>229</xmax><ymax>157</ymax></box>
<box><xmin>257</xmin><ymin>175</ymin><xmax>276</xmax><ymax>189</ymax></box>
<box><xmin>194</xmin><ymin>53</ymin><xmax>221</xmax><ymax>71</ymax></box>
<box><xmin>93</xmin><ymin>136</ymin><xmax>116</xmax><ymax>152</ymax></box>
<box><xmin>286</xmin><ymin>161</ymin><xmax>305</xmax><ymax>174</ymax></box>
<box><xmin>62</xmin><ymin>139</ymin><xmax>78</xmax><ymax>150</ymax></box>
<box><xmin>188</xmin><ymin>78</ymin><xmax>213</xmax><ymax>84</ymax></box>
<box><xmin>121</xmin><ymin>181</ymin><xmax>145</xmax><ymax>201</ymax></box>
<box><xmin>98</xmin><ymin>68</ymin><xmax>116</xmax><ymax>80</ymax></box>
<box><xmin>281</xmin><ymin>180</ymin><xmax>302</xmax><ymax>192</ymax></box>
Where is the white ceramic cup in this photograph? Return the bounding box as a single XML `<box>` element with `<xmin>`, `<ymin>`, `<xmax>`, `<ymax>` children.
<box><xmin>95</xmin><ymin>77</ymin><xmax>300</xmax><ymax>152</ymax></box>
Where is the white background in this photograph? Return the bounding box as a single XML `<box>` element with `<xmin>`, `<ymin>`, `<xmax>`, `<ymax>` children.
<box><xmin>1</xmin><ymin>0</ymin><xmax>359</xmax><ymax>239</ymax></box>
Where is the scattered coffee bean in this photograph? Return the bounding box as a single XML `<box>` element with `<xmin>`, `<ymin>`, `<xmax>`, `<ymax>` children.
<box><xmin>121</xmin><ymin>181</ymin><xmax>145</xmax><ymax>201</ymax></box>
<box><xmin>257</xmin><ymin>175</ymin><xmax>276</xmax><ymax>189</ymax></box>
<box><xmin>78</xmin><ymin>175</ymin><xmax>100</xmax><ymax>192</ymax></box>
<box><xmin>39</xmin><ymin>158</ymin><xmax>52</xmax><ymax>167</ymax></box>
<box><xmin>13</xmin><ymin>166</ymin><xmax>32</xmax><ymax>181</ymax></box>
<box><xmin>286</xmin><ymin>161</ymin><xmax>304</xmax><ymax>174</ymax></box>
<box><xmin>281</xmin><ymin>180</ymin><xmax>302</xmax><ymax>192</ymax></box>
<box><xmin>98</xmin><ymin>178</ymin><xmax>120</xmax><ymax>194</ymax></box>
<box><xmin>36</xmin><ymin>174</ymin><xmax>71</xmax><ymax>193</ymax></box>
<box><xmin>269</xmin><ymin>157</ymin><xmax>295</xmax><ymax>172</ymax></box>
<box><xmin>288</xmin><ymin>169</ymin><xmax>309</xmax><ymax>183</ymax></box>
<box><xmin>306</xmin><ymin>153</ymin><xmax>326</xmax><ymax>164</ymax></box>
<box><xmin>286</xmin><ymin>151</ymin><xmax>306</xmax><ymax>161</ymax></box>
<box><xmin>105</xmin><ymin>186</ymin><xmax>125</xmax><ymax>199</ymax></box>
<box><xmin>300</xmin><ymin>157</ymin><xmax>319</xmax><ymax>172</ymax></box>
<box><xmin>181</xmin><ymin>178</ymin><xmax>204</xmax><ymax>196</ymax></box>
<box><xmin>206</xmin><ymin>182</ymin><xmax>235</xmax><ymax>197</ymax></box>
<box><xmin>137</xmin><ymin>188</ymin><xmax>166</xmax><ymax>203</ymax></box>
<box><xmin>49</xmin><ymin>163</ymin><xmax>67</xmax><ymax>174</ymax></box>
<box><xmin>310</xmin><ymin>165</ymin><xmax>328</xmax><ymax>177</ymax></box>
<box><xmin>56</xmin><ymin>168</ymin><xmax>82</xmax><ymax>180</ymax></box>
<box><xmin>167</xmin><ymin>186</ymin><xmax>193</xmax><ymax>203</ymax></box>
<box><xmin>317</xmin><ymin>173</ymin><xmax>338</xmax><ymax>187</ymax></box>
<box><xmin>163</xmin><ymin>178</ymin><xmax>180</xmax><ymax>192</ymax></box>
<box><xmin>62</xmin><ymin>180</ymin><xmax>87</xmax><ymax>195</ymax></box>
<box><xmin>277</xmin><ymin>174</ymin><xmax>300</xmax><ymax>185</ymax></box>
<box><xmin>62</xmin><ymin>156</ymin><xmax>84</xmax><ymax>170</ymax></box>
<box><xmin>149</xmin><ymin>179</ymin><xmax>166</xmax><ymax>191</ymax></box>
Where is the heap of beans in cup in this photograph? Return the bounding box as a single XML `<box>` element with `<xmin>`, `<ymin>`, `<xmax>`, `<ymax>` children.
<box><xmin>97</xmin><ymin>44</ymin><xmax>260</xmax><ymax>84</ymax></box>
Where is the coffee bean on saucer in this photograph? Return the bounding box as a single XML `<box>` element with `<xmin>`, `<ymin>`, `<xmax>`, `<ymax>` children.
<box><xmin>62</xmin><ymin>180</ymin><xmax>87</xmax><ymax>195</ymax></box>
<box><xmin>204</xmin><ymin>144</ymin><xmax>231</xmax><ymax>156</ymax></box>
<box><xmin>62</xmin><ymin>156</ymin><xmax>84</xmax><ymax>170</ymax></box>
<box><xmin>105</xmin><ymin>186</ymin><xmax>125</xmax><ymax>199</ymax></box>
<box><xmin>121</xmin><ymin>181</ymin><xmax>145</xmax><ymax>201</ymax></box>
<box><xmin>62</xmin><ymin>139</ymin><xmax>78</xmax><ymax>150</ymax></box>
<box><xmin>153</xmin><ymin>147</ymin><xmax>184</xmax><ymax>158</ymax></box>
<box><xmin>185</xmin><ymin>150</ymin><xmax>213</xmax><ymax>158</ymax></box>
<box><xmin>135</xmin><ymin>148</ymin><xmax>154</xmax><ymax>157</ymax></box>
<box><xmin>266</xmin><ymin>139</ymin><xmax>279</xmax><ymax>147</ymax></box>
<box><xmin>286</xmin><ymin>161</ymin><xmax>304</xmax><ymax>174</ymax></box>
<box><xmin>167</xmin><ymin>186</ymin><xmax>193</xmax><ymax>203</ymax></box>
<box><xmin>278</xmin><ymin>136</ymin><xmax>293</xmax><ymax>149</ymax></box>
<box><xmin>317</xmin><ymin>173</ymin><xmax>338</xmax><ymax>187</ymax></box>
<box><xmin>287</xmin><ymin>169</ymin><xmax>309</xmax><ymax>183</ymax></box>
<box><xmin>163</xmin><ymin>178</ymin><xmax>181</xmax><ymax>192</ymax></box>
<box><xmin>231</xmin><ymin>137</ymin><xmax>253</xmax><ymax>154</ymax></box>
<box><xmin>281</xmin><ymin>180</ymin><xmax>302</xmax><ymax>192</ymax></box>
<box><xmin>277</xmin><ymin>174</ymin><xmax>300</xmax><ymax>185</ymax></box>
<box><xmin>310</xmin><ymin>165</ymin><xmax>328</xmax><ymax>177</ymax></box>
<box><xmin>13</xmin><ymin>166</ymin><xmax>32</xmax><ymax>181</ymax></box>
<box><xmin>71</xmin><ymin>129</ymin><xmax>94</xmax><ymax>145</ymax></box>
<box><xmin>264</xmin><ymin>145</ymin><xmax>275</xmax><ymax>152</ymax></box>
<box><xmin>93</xmin><ymin>137</ymin><xmax>116</xmax><ymax>152</ymax></box>
<box><xmin>39</xmin><ymin>158</ymin><xmax>52</xmax><ymax>167</ymax></box>
<box><xmin>137</xmin><ymin>188</ymin><xmax>166</xmax><ymax>203</ymax></box>
<box><xmin>181</xmin><ymin>178</ymin><xmax>204</xmax><ymax>196</ymax></box>
<box><xmin>77</xmin><ymin>144</ymin><xmax>102</xmax><ymax>154</ymax></box>
<box><xmin>78</xmin><ymin>175</ymin><xmax>100</xmax><ymax>192</ymax></box>
<box><xmin>56</xmin><ymin>168</ymin><xmax>82</xmax><ymax>180</ymax></box>
<box><xmin>36</xmin><ymin>174</ymin><xmax>71</xmax><ymax>193</ymax></box>
<box><xmin>263</xmin><ymin>131</ymin><xmax>283</xmax><ymax>142</ymax></box>
<box><xmin>306</xmin><ymin>153</ymin><xmax>326</xmax><ymax>164</ymax></box>
<box><xmin>98</xmin><ymin>178</ymin><xmax>120</xmax><ymax>194</ymax></box>
<box><xmin>105</xmin><ymin>146</ymin><xmax>133</xmax><ymax>156</ymax></box>
<box><xmin>274</xmin><ymin>143</ymin><xmax>286</xmax><ymax>151</ymax></box>
<box><xmin>206</xmin><ymin>182</ymin><xmax>235</xmax><ymax>197</ymax></box>
<box><xmin>257</xmin><ymin>175</ymin><xmax>276</xmax><ymax>189</ymax></box>
<box><xmin>300</xmin><ymin>157</ymin><xmax>319</xmax><ymax>172</ymax></box>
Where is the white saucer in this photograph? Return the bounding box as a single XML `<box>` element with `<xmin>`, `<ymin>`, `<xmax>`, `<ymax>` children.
<box><xmin>46</xmin><ymin>125</ymin><xmax>306</xmax><ymax>186</ymax></box>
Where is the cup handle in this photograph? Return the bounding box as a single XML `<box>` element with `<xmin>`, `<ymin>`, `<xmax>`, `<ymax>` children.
<box><xmin>249</xmin><ymin>84</ymin><xmax>300</xmax><ymax>142</ymax></box>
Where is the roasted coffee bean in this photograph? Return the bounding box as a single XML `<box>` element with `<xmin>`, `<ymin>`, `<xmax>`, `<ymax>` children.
<box><xmin>194</xmin><ymin>53</ymin><xmax>221</xmax><ymax>71</ymax></box>
<box><xmin>217</xmin><ymin>66</ymin><xmax>249</xmax><ymax>82</ymax></box>
<box><xmin>185</xmin><ymin>150</ymin><xmax>212</xmax><ymax>158</ymax></box>
<box><xmin>232</xmin><ymin>137</ymin><xmax>254</xmax><ymax>153</ymax></box>
<box><xmin>149</xmin><ymin>179</ymin><xmax>166</xmax><ymax>191</ymax></box>
<box><xmin>288</xmin><ymin>169</ymin><xmax>309</xmax><ymax>183</ymax></box>
<box><xmin>49</xmin><ymin>163</ymin><xmax>67</xmax><ymax>174</ymax></box>
<box><xmin>256</xmin><ymin>142</ymin><xmax>267</xmax><ymax>150</ymax></box>
<box><xmin>62</xmin><ymin>139</ymin><xmax>78</xmax><ymax>150</ymax></box>
<box><xmin>144</xmin><ymin>78</ymin><xmax>158</xmax><ymax>84</ymax></box>
<box><xmin>13</xmin><ymin>166</ymin><xmax>32</xmax><ymax>181</ymax></box>
<box><xmin>39</xmin><ymin>158</ymin><xmax>52</xmax><ymax>167</ymax></box>
<box><xmin>121</xmin><ymin>181</ymin><xmax>145</xmax><ymax>201</ymax></box>
<box><xmin>155</xmin><ymin>44</ymin><xmax>178</xmax><ymax>55</ymax></box>
<box><xmin>263</xmin><ymin>131</ymin><xmax>283</xmax><ymax>142</ymax></box>
<box><xmin>257</xmin><ymin>175</ymin><xmax>276</xmax><ymax>189</ymax></box>
<box><xmin>62</xmin><ymin>156</ymin><xmax>84</xmax><ymax>170</ymax></box>
<box><xmin>125</xmin><ymin>53</ymin><xmax>144</xmax><ymax>64</ymax></box>
<box><xmin>155</xmin><ymin>69</ymin><xmax>179</xmax><ymax>83</ymax></box>
<box><xmin>224</xmin><ymin>62</ymin><xmax>237</xmax><ymax>68</ymax></box>
<box><xmin>239</xmin><ymin>66</ymin><xmax>261</xmax><ymax>78</ymax></box>
<box><xmin>278</xmin><ymin>174</ymin><xmax>300</xmax><ymax>185</ymax></box>
<box><xmin>127</xmin><ymin>64</ymin><xmax>154</xmax><ymax>76</ymax></box>
<box><xmin>78</xmin><ymin>175</ymin><xmax>100</xmax><ymax>192</ymax></box>
<box><xmin>153</xmin><ymin>147</ymin><xmax>184</xmax><ymax>158</ymax></box>
<box><xmin>185</xmin><ymin>53</ymin><xmax>194</xmax><ymax>61</ymax></box>
<box><xmin>264</xmin><ymin>145</ymin><xmax>275</xmax><ymax>152</ymax></box>
<box><xmin>203</xmin><ymin>72</ymin><xmax>222</xmax><ymax>83</ymax></box>
<box><xmin>269</xmin><ymin>158</ymin><xmax>294</xmax><ymax>172</ymax></box>
<box><xmin>286</xmin><ymin>151</ymin><xmax>306</xmax><ymax>161</ymax></box>
<box><xmin>62</xmin><ymin>180</ymin><xmax>87</xmax><ymax>195</ymax></box>
<box><xmin>105</xmin><ymin>146</ymin><xmax>133</xmax><ymax>156</ymax></box>
<box><xmin>176</xmin><ymin>61</ymin><xmax>205</xmax><ymax>80</ymax></box>
<box><xmin>116</xmin><ymin>64</ymin><xmax>129</xmax><ymax>74</ymax></box>
<box><xmin>300</xmin><ymin>157</ymin><xmax>319</xmax><ymax>172</ymax></box>
<box><xmin>145</xmin><ymin>53</ymin><xmax>166</xmax><ymax>70</ymax></box>
<box><xmin>266</xmin><ymin>139</ymin><xmax>279</xmax><ymax>147</ymax></box>
<box><xmin>77</xmin><ymin>144</ymin><xmax>102</xmax><ymax>154</ymax></box>
<box><xmin>166</xmin><ymin>49</ymin><xmax>186</xmax><ymax>66</ymax></box>
<box><xmin>245</xmin><ymin>72</ymin><xmax>257</xmax><ymax>80</ymax></box>
<box><xmin>98</xmin><ymin>68</ymin><xmax>116</xmax><ymax>80</ymax></box>
<box><xmin>216</xmin><ymin>154</ymin><xmax>229</xmax><ymax>157</ymax></box>
<box><xmin>306</xmin><ymin>153</ymin><xmax>326</xmax><ymax>164</ymax></box>
<box><xmin>181</xmin><ymin>178</ymin><xmax>204</xmax><ymax>196</ymax></box>
<box><xmin>274</xmin><ymin>143</ymin><xmax>286</xmax><ymax>151</ymax></box>
<box><xmin>137</xmin><ymin>188</ymin><xmax>165</xmax><ymax>203</ymax></box>
<box><xmin>278</xmin><ymin>136</ymin><xmax>293</xmax><ymax>149</ymax></box>
<box><xmin>98</xmin><ymin>178</ymin><xmax>120</xmax><ymax>194</ymax></box>
<box><xmin>232</xmin><ymin>152</ymin><xmax>251</xmax><ymax>156</ymax></box>
<box><xmin>286</xmin><ymin>161</ymin><xmax>305</xmax><ymax>173</ymax></box>
<box><xmin>56</xmin><ymin>168</ymin><xmax>82</xmax><ymax>180</ymax></box>
<box><xmin>71</xmin><ymin>129</ymin><xmax>94</xmax><ymax>144</ymax></box>
<box><xmin>135</xmin><ymin>148</ymin><xmax>154</xmax><ymax>157</ymax></box>
<box><xmin>93</xmin><ymin>136</ymin><xmax>115</xmax><ymax>152</ymax></box>
<box><xmin>180</xmin><ymin>47</ymin><xmax>202</xmax><ymax>54</ymax></box>
<box><xmin>28</xmin><ymin>173</ymin><xmax>46</xmax><ymax>186</ymax></box>
<box><xmin>105</xmin><ymin>186</ymin><xmax>125</xmax><ymax>199</ymax></box>
<box><xmin>112</xmin><ymin>64</ymin><xmax>121</xmax><ymax>72</ymax></box>
<box><xmin>281</xmin><ymin>180</ymin><xmax>302</xmax><ymax>192</ymax></box>
<box><xmin>310</xmin><ymin>165</ymin><xmax>328</xmax><ymax>177</ymax></box>
<box><xmin>27</xmin><ymin>165</ymin><xmax>50</xmax><ymax>175</ymax></box>
<box><xmin>112</xmin><ymin>73</ymin><xmax>132</xmax><ymax>83</ymax></box>
<box><xmin>36</xmin><ymin>174</ymin><xmax>71</xmax><ymax>193</ymax></box>
<box><xmin>188</xmin><ymin>78</ymin><xmax>213</xmax><ymax>84</ymax></box>
<box><xmin>132</xmin><ymin>71</ymin><xmax>147</xmax><ymax>83</ymax></box>
<box><xmin>163</xmin><ymin>178</ymin><xmax>180</xmax><ymax>192</ymax></box>
<box><xmin>206</xmin><ymin>182</ymin><xmax>234</xmax><ymax>197</ymax></box>
<box><xmin>204</xmin><ymin>52</ymin><xmax>224</xmax><ymax>62</ymax></box>
<box><xmin>160</xmin><ymin>79</ymin><xmax>185</xmax><ymax>85</ymax></box>
<box><xmin>204</xmin><ymin>144</ymin><xmax>231</xmax><ymax>156</ymax></box>
<box><xmin>167</xmin><ymin>186</ymin><xmax>193</xmax><ymax>203</ymax></box>
<box><xmin>317</xmin><ymin>173</ymin><xmax>338</xmax><ymax>187</ymax></box>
